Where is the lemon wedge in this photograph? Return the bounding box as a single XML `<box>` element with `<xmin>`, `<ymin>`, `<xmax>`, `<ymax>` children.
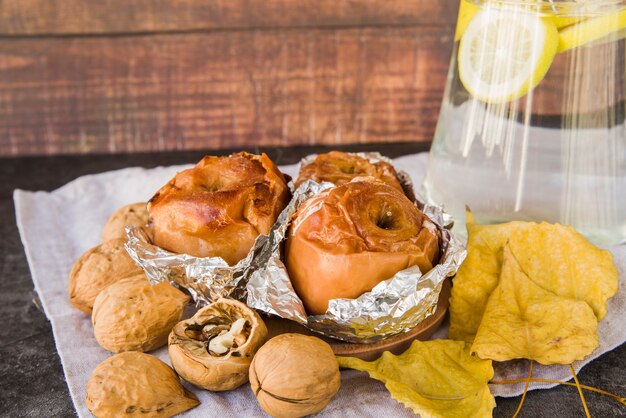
<box><xmin>554</xmin><ymin>15</ymin><xmax>586</xmax><ymax>29</ymax></box>
<box><xmin>455</xmin><ymin>0</ymin><xmax>481</xmax><ymax>41</ymax></box>
<box><xmin>458</xmin><ymin>7</ymin><xmax>559</xmax><ymax>103</ymax></box>
<box><xmin>558</xmin><ymin>9</ymin><xmax>626</xmax><ymax>52</ymax></box>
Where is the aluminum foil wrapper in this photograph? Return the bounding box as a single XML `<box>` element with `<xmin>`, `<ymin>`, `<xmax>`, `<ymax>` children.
<box><xmin>125</xmin><ymin>225</ymin><xmax>264</xmax><ymax>305</ymax></box>
<box><xmin>246</xmin><ymin>152</ymin><xmax>466</xmax><ymax>343</ymax></box>
<box><xmin>124</xmin><ymin>152</ymin><xmax>465</xmax><ymax>343</ymax></box>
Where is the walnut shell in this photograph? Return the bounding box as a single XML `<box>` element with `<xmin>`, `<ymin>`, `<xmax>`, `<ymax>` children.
<box><xmin>92</xmin><ymin>275</ymin><xmax>189</xmax><ymax>353</ymax></box>
<box><xmin>86</xmin><ymin>351</ymin><xmax>199</xmax><ymax>418</ymax></box>
<box><xmin>249</xmin><ymin>334</ymin><xmax>341</xmax><ymax>418</ymax></box>
<box><xmin>101</xmin><ymin>202</ymin><xmax>149</xmax><ymax>241</ymax></box>
<box><xmin>68</xmin><ymin>238</ymin><xmax>143</xmax><ymax>313</ymax></box>
<box><xmin>168</xmin><ymin>298</ymin><xmax>267</xmax><ymax>391</ymax></box>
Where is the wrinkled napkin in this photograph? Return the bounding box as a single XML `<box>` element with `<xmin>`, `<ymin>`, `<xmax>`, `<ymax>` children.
<box><xmin>14</xmin><ymin>153</ymin><xmax>626</xmax><ymax>417</ymax></box>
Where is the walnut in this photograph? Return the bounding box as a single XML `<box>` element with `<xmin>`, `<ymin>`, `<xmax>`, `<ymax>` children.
<box><xmin>68</xmin><ymin>238</ymin><xmax>143</xmax><ymax>313</ymax></box>
<box><xmin>92</xmin><ymin>275</ymin><xmax>189</xmax><ymax>353</ymax></box>
<box><xmin>101</xmin><ymin>202</ymin><xmax>149</xmax><ymax>241</ymax></box>
<box><xmin>168</xmin><ymin>298</ymin><xmax>267</xmax><ymax>391</ymax></box>
<box><xmin>86</xmin><ymin>351</ymin><xmax>199</xmax><ymax>418</ymax></box>
<box><xmin>249</xmin><ymin>334</ymin><xmax>341</xmax><ymax>418</ymax></box>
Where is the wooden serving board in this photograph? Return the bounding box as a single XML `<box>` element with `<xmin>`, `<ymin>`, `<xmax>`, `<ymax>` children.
<box><xmin>263</xmin><ymin>278</ymin><xmax>451</xmax><ymax>361</ymax></box>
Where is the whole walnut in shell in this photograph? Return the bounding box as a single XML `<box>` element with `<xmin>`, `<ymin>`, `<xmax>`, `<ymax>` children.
<box><xmin>249</xmin><ymin>333</ymin><xmax>341</xmax><ymax>418</ymax></box>
<box><xmin>169</xmin><ymin>298</ymin><xmax>267</xmax><ymax>391</ymax></box>
<box><xmin>101</xmin><ymin>202</ymin><xmax>149</xmax><ymax>241</ymax></box>
<box><xmin>86</xmin><ymin>351</ymin><xmax>199</xmax><ymax>418</ymax></box>
<box><xmin>92</xmin><ymin>275</ymin><xmax>189</xmax><ymax>353</ymax></box>
<box><xmin>68</xmin><ymin>238</ymin><xmax>143</xmax><ymax>313</ymax></box>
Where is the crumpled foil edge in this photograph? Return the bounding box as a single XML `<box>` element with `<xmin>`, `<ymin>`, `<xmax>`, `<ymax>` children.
<box><xmin>125</xmin><ymin>225</ymin><xmax>264</xmax><ymax>305</ymax></box>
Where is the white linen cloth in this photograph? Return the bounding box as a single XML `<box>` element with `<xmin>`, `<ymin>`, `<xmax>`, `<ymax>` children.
<box><xmin>14</xmin><ymin>152</ymin><xmax>626</xmax><ymax>417</ymax></box>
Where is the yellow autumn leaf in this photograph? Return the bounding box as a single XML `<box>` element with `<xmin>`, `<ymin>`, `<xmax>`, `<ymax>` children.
<box><xmin>472</xmin><ymin>244</ymin><xmax>599</xmax><ymax>365</ymax></box>
<box><xmin>449</xmin><ymin>212</ymin><xmax>533</xmax><ymax>343</ymax></box>
<box><xmin>337</xmin><ymin>340</ymin><xmax>495</xmax><ymax>418</ymax></box>
<box><xmin>506</xmin><ymin>223</ymin><xmax>618</xmax><ymax>320</ymax></box>
<box><xmin>449</xmin><ymin>212</ymin><xmax>618</xmax><ymax>344</ymax></box>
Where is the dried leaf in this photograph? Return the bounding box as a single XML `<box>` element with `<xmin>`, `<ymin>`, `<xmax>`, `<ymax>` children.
<box><xmin>449</xmin><ymin>212</ymin><xmax>532</xmax><ymax>343</ymax></box>
<box><xmin>471</xmin><ymin>245</ymin><xmax>599</xmax><ymax>364</ymax></box>
<box><xmin>505</xmin><ymin>223</ymin><xmax>618</xmax><ymax>320</ymax></box>
<box><xmin>338</xmin><ymin>340</ymin><xmax>495</xmax><ymax>418</ymax></box>
<box><xmin>449</xmin><ymin>212</ymin><xmax>618</xmax><ymax>345</ymax></box>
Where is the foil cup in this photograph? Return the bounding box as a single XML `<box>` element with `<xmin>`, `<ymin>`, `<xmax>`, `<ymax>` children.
<box><xmin>125</xmin><ymin>226</ymin><xmax>264</xmax><ymax>305</ymax></box>
<box><xmin>246</xmin><ymin>152</ymin><xmax>466</xmax><ymax>343</ymax></box>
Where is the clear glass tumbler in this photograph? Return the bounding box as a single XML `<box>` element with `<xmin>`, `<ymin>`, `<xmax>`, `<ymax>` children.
<box><xmin>422</xmin><ymin>0</ymin><xmax>626</xmax><ymax>245</ymax></box>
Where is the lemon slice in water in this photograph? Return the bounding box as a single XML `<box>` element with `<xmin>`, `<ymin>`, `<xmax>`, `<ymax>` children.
<box><xmin>458</xmin><ymin>7</ymin><xmax>559</xmax><ymax>103</ymax></box>
<box><xmin>558</xmin><ymin>9</ymin><xmax>626</xmax><ymax>52</ymax></box>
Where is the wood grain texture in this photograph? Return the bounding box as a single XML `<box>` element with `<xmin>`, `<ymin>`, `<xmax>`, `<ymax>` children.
<box><xmin>0</xmin><ymin>0</ymin><xmax>458</xmax><ymax>35</ymax></box>
<box><xmin>0</xmin><ymin>26</ymin><xmax>454</xmax><ymax>156</ymax></box>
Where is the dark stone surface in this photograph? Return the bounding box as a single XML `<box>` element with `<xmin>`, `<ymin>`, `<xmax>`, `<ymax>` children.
<box><xmin>1</xmin><ymin>143</ymin><xmax>624</xmax><ymax>418</ymax></box>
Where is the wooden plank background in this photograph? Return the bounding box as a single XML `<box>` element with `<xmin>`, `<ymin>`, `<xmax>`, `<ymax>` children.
<box><xmin>0</xmin><ymin>0</ymin><xmax>459</xmax><ymax>156</ymax></box>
